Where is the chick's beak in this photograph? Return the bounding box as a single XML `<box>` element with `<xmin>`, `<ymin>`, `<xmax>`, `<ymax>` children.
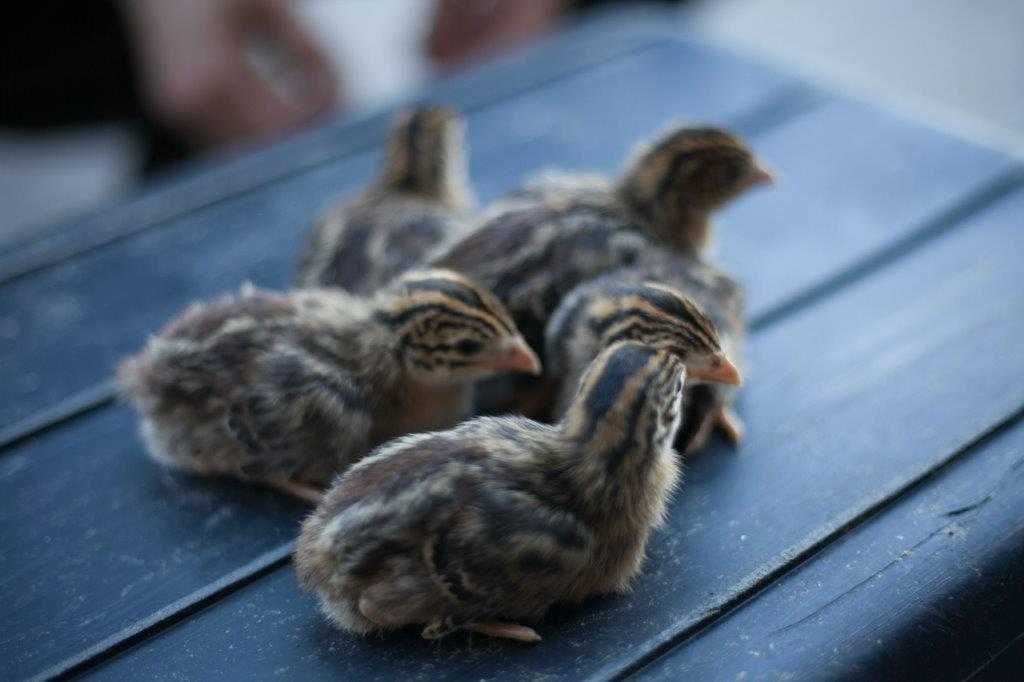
<box><xmin>746</xmin><ymin>163</ymin><xmax>775</xmax><ymax>188</ymax></box>
<box><xmin>484</xmin><ymin>336</ymin><xmax>542</xmax><ymax>376</ymax></box>
<box><xmin>688</xmin><ymin>356</ymin><xmax>742</xmax><ymax>386</ymax></box>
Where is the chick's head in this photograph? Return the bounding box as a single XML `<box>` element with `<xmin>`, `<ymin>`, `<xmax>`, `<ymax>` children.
<box><xmin>621</xmin><ymin>125</ymin><xmax>773</xmax><ymax>216</ymax></box>
<box><xmin>378</xmin><ymin>268</ymin><xmax>541</xmax><ymax>385</ymax></box>
<box><xmin>586</xmin><ymin>281</ymin><xmax>741</xmax><ymax>387</ymax></box>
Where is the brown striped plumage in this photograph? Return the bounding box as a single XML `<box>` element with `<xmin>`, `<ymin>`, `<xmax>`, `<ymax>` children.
<box><xmin>432</xmin><ymin>124</ymin><xmax>763</xmax><ymax>428</ymax></box>
<box><xmin>431</xmin><ymin>124</ymin><xmax>767</xmax><ymax>413</ymax></box>
<box><xmin>296</xmin><ymin>106</ymin><xmax>475</xmax><ymax>294</ymax></box>
<box><xmin>501</xmin><ymin>123</ymin><xmax>773</xmax><ymax>255</ymax></box>
<box><xmin>434</xmin><ymin>202</ymin><xmax>648</xmax><ymax>364</ymax></box>
<box><xmin>296</xmin><ymin>341</ymin><xmax>700</xmax><ymax>643</ymax></box>
<box><xmin>616</xmin><ymin>125</ymin><xmax>773</xmax><ymax>253</ymax></box>
<box><xmin>117</xmin><ymin>269</ymin><xmax>538</xmax><ymax>502</ymax></box>
<box><xmin>545</xmin><ymin>279</ymin><xmax>740</xmax><ymax>421</ymax></box>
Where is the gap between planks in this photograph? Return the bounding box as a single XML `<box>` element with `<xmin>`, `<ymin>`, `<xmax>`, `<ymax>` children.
<box><xmin>37</xmin><ymin>544</ymin><xmax>296</xmax><ymax>682</ymax></box>
<box><xmin>965</xmin><ymin>628</ymin><xmax>1024</xmax><ymax>682</ymax></box>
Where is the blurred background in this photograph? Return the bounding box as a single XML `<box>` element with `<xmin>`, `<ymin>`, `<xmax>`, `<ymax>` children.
<box><xmin>2</xmin><ymin>0</ymin><xmax>1022</xmax><ymax>246</ymax></box>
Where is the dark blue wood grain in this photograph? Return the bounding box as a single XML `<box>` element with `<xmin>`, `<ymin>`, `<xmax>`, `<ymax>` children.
<box><xmin>82</xmin><ymin>187</ymin><xmax>1024</xmax><ymax>681</ymax></box>
<box><xmin>0</xmin><ymin>38</ymin><xmax>799</xmax><ymax>434</ymax></box>
<box><xmin>0</xmin><ymin>408</ymin><xmax>307</xmax><ymax>680</ymax></box>
<box><xmin>633</xmin><ymin>416</ymin><xmax>1024</xmax><ymax>681</ymax></box>
<box><xmin>712</xmin><ymin>98</ymin><xmax>1023</xmax><ymax>317</ymax></box>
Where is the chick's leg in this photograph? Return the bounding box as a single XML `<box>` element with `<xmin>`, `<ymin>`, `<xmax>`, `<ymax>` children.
<box><xmin>678</xmin><ymin>385</ymin><xmax>716</xmax><ymax>455</ymax></box>
<box><xmin>683</xmin><ymin>411</ymin><xmax>716</xmax><ymax>455</ymax></box>
<box><xmin>421</xmin><ymin>618</ymin><xmax>541</xmax><ymax>643</ymax></box>
<box><xmin>265</xmin><ymin>476</ymin><xmax>324</xmax><ymax>504</ymax></box>
<box><xmin>466</xmin><ymin>621</ymin><xmax>542</xmax><ymax>643</ymax></box>
<box><xmin>714</xmin><ymin>405</ymin><xmax>745</xmax><ymax>446</ymax></box>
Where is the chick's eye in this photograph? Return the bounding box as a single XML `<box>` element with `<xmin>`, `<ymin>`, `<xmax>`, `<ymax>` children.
<box><xmin>456</xmin><ymin>339</ymin><xmax>483</xmax><ymax>355</ymax></box>
<box><xmin>720</xmin><ymin>163</ymin><xmax>742</xmax><ymax>184</ymax></box>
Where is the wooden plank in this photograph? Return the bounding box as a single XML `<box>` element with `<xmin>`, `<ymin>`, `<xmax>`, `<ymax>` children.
<box><xmin>632</xmin><ymin>416</ymin><xmax>1024</xmax><ymax>681</ymax></box>
<box><xmin>0</xmin><ymin>38</ymin><xmax>801</xmax><ymax>436</ymax></box>
<box><xmin>80</xmin><ymin>186</ymin><xmax>1024</xmax><ymax>680</ymax></box>
<box><xmin>0</xmin><ymin>408</ymin><xmax>307</xmax><ymax>681</ymax></box>
<box><xmin>715</xmin><ymin>97</ymin><xmax>1024</xmax><ymax>317</ymax></box>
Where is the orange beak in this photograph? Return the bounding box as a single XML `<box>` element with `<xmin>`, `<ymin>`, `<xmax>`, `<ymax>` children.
<box><xmin>745</xmin><ymin>163</ymin><xmax>775</xmax><ymax>188</ymax></box>
<box><xmin>688</xmin><ymin>356</ymin><xmax>742</xmax><ymax>386</ymax></box>
<box><xmin>483</xmin><ymin>336</ymin><xmax>542</xmax><ymax>376</ymax></box>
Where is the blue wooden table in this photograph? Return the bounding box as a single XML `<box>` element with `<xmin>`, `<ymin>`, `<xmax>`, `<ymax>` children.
<box><xmin>2</xmin><ymin>9</ymin><xmax>1023</xmax><ymax>681</ymax></box>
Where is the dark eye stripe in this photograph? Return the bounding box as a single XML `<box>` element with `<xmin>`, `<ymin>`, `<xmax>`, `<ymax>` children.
<box><xmin>425</xmin><ymin>310</ymin><xmax>497</xmax><ymax>340</ymax></box>
<box><xmin>404</xmin><ymin>341</ymin><xmax>457</xmax><ymax>353</ymax></box>
<box><xmin>593</xmin><ymin>287</ymin><xmax>721</xmax><ymax>352</ymax></box>
<box><xmin>653</xmin><ymin>140</ymin><xmax>746</xmax><ymax>201</ymax></box>
<box><xmin>376</xmin><ymin>303</ymin><xmax>499</xmax><ymax>336</ymax></box>
<box><xmin>456</xmin><ymin>339</ymin><xmax>483</xmax><ymax>355</ymax></box>
<box><xmin>590</xmin><ymin>308</ymin><xmax>706</xmax><ymax>348</ymax></box>
<box><xmin>399</xmin><ymin>279</ymin><xmax>516</xmax><ymax>336</ymax></box>
<box><xmin>403</xmin><ymin>340</ymin><xmax>483</xmax><ymax>359</ymax></box>
<box><xmin>430</xmin><ymin>319</ymin><xmax>485</xmax><ymax>335</ymax></box>
<box><xmin>589</xmin><ymin>308</ymin><xmax>657</xmax><ymax>335</ymax></box>
<box><xmin>604</xmin><ymin>322</ymin><xmax>701</xmax><ymax>350</ymax></box>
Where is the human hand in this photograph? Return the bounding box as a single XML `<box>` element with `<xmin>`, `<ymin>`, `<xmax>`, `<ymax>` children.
<box><xmin>125</xmin><ymin>0</ymin><xmax>339</xmax><ymax>148</ymax></box>
<box><xmin>426</xmin><ymin>0</ymin><xmax>568</xmax><ymax>72</ymax></box>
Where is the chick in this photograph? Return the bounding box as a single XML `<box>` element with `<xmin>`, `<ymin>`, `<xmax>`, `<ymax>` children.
<box><xmin>296</xmin><ymin>106</ymin><xmax>474</xmax><ymax>294</ymax></box>
<box><xmin>296</xmin><ymin>340</ymin><xmax>738</xmax><ymax>643</ymax></box>
<box><xmin>614</xmin><ymin>124</ymin><xmax>773</xmax><ymax>253</ymax></box>
<box><xmin>117</xmin><ymin>269</ymin><xmax>540</xmax><ymax>503</ymax></box>
<box><xmin>607</xmin><ymin>243</ymin><xmax>747</xmax><ymax>452</ymax></box>
<box><xmin>434</xmin><ymin>123</ymin><xmax>770</xmax><ymax>358</ymax></box>
<box><xmin>502</xmin><ymin>123</ymin><xmax>773</xmax><ymax>254</ymax></box>
<box><xmin>544</xmin><ymin>279</ymin><xmax>741</xmax><ymax>425</ymax></box>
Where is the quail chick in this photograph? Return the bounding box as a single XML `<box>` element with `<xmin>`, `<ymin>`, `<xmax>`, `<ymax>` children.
<box><xmin>296</xmin><ymin>106</ymin><xmax>475</xmax><ymax>294</ymax></box>
<box><xmin>545</xmin><ymin>280</ymin><xmax>741</xmax><ymax>424</ymax></box>
<box><xmin>118</xmin><ymin>269</ymin><xmax>540</xmax><ymax>503</ymax></box>
<box><xmin>297</xmin><ymin>340</ymin><xmax>733</xmax><ymax>642</ymax></box>
<box><xmin>502</xmin><ymin>123</ymin><xmax>773</xmax><ymax>254</ymax></box>
<box><xmin>607</xmin><ymin>244</ymin><xmax>747</xmax><ymax>453</ymax></box>
<box><xmin>434</xmin><ymin>123</ymin><xmax>770</xmax><ymax>358</ymax></box>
